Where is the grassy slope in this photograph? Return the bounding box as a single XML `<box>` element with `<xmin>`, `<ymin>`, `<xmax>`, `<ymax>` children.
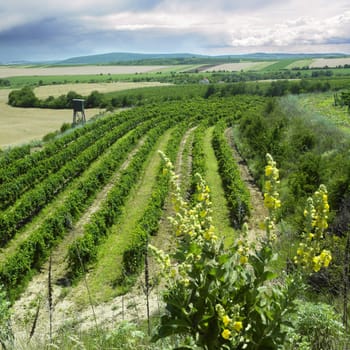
<box><xmin>203</xmin><ymin>126</ymin><xmax>235</xmax><ymax>243</ymax></box>
<box><xmin>285</xmin><ymin>93</ymin><xmax>350</xmax><ymax>133</ymax></box>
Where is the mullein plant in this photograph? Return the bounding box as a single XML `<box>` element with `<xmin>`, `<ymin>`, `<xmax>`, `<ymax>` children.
<box><xmin>294</xmin><ymin>184</ymin><xmax>332</xmax><ymax>272</ymax></box>
<box><xmin>150</xmin><ymin>152</ymin><xmax>332</xmax><ymax>349</ymax></box>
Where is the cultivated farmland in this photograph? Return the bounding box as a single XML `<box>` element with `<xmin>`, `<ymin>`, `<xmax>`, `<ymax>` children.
<box><xmin>203</xmin><ymin>61</ymin><xmax>276</xmax><ymax>72</ymax></box>
<box><xmin>0</xmin><ymin>65</ymin><xmax>170</xmax><ymax>78</ymax></box>
<box><xmin>309</xmin><ymin>57</ymin><xmax>350</xmax><ymax>68</ymax></box>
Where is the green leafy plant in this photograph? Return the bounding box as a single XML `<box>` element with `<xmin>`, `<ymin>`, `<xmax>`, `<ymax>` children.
<box><xmin>151</xmin><ymin>153</ymin><xmax>332</xmax><ymax>349</ymax></box>
<box><xmin>287</xmin><ymin>300</ymin><xmax>346</xmax><ymax>350</ymax></box>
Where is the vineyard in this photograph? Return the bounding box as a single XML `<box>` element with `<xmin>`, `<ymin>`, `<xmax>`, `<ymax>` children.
<box><xmin>1</xmin><ymin>87</ymin><xmax>350</xmax><ymax>348</ymax></box>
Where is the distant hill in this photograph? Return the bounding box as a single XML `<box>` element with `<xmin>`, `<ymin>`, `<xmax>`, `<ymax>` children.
<box><xmin>5</xmin><ymin>52</ymin><xmax>348</xmax><ymax>66</ymax></box>
<box><xmin>56</xmin><ymin>52</ymin><xmax>207</xmax><ymax>65</ymax></box>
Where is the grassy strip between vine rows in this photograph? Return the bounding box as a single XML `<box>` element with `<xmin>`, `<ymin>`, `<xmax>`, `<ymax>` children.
<box><xmin>202</xmin><ymin>126</ymin><xmax>235</xmax><ymax>242</ymax></box>
<box><xmin>212</xmin><ymin>120</ymin><xmax>251</xmax><ymax>229</ymax></box>
<box><xmin>66</xmin><ymin>117</ymin><xmax>184</xmax><ymax>279</ymax></box>
<box><xmin>0</xmin><ymin>113</ymin><xmax>169</xmax><ymax>300</ymax></box>
<box><xmin>120</xmin><ymin>121</ymin><xmax>191</xmax><ymax>280</ymax></box>
<box><xmin>0</xmin><ymin>113</ymin><xmax>151</xmax><ymax>246</ymax></box>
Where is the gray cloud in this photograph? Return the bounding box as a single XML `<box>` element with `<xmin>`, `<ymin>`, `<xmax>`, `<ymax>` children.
<box><xmin>0</xmin><ymin>0</ymin><xmax>349</xmax><ymax>61</ymax></box>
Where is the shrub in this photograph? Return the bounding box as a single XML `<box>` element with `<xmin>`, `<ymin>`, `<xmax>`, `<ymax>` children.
<box><xmin>287</xmin><ymin>300</ymin><xmax>346</xmax><ymax>350</ymax></box>
<box><xmin>8</xmin><ymin>86</ymin><xmax>38</xmax><ymax>107</ymax></box>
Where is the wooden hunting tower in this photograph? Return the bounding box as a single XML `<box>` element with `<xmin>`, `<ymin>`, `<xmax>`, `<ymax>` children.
<box><xmin>72</xmin><ymin>99</ymin><xmax>86</xmax><ymax>125</ymax></box>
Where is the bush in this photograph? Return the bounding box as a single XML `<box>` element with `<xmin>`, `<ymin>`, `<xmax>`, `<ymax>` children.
<box><xmin>287</xmin><ymin>300</ymin><xmax>346</xmax><ymax>350</ymax></box>
<box><xmin>8</xmin><ymin>86</ymin><xmax>38</xmax><ymax>107</ymax></box>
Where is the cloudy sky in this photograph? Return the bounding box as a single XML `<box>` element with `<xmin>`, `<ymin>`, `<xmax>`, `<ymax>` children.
<box><xmin>0</xmin><ymin>0</ymin><xmax>350</xmax><ymax>62</ymax></box>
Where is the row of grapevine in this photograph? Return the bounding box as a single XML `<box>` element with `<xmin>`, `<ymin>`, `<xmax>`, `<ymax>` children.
<box><xmin>0</xmin><ymin>113</ymin><xmax>122</xmax><ymax>184</ymax></box>
<box><xmin>212</xmin><ymin>120</ymin><xmax>251</xmax><ymax>228</ymax></box>
<box><xmin>122</xmin><ymin>122</ymin><xmax>191</xmax><ymax>277</ymax></box>
<box><xmin>0</xmin><ymin>113</ymin><xmax>162</xmax><ymax>246</ymax></box>
<box><xmin>0</xmin><ymin>97</ymin><xmax>265</xmax><ymax>300</ymax></box>
<box><xmin>0</xmin><ymin>144</ymin><xmax>31</xmax><ymax>169</ymax></box>
<box><xmin>0</xmin><ymin>112</ymin><xmax>147</xmax><ymax>209</ymax></box>
<box><xmin>190</xmin><ymin>123</ymin><xmax>208</xmax><ymax>197</ymax></box>
<box><xmin>0</xmin><ymin>112</ymin><xmax>168</xmax><ymax>299</ymax></box>
<box><xmin>66</xmin><ymin>117</ymin><xmax>182</xmax><ymax>278</ymax></box>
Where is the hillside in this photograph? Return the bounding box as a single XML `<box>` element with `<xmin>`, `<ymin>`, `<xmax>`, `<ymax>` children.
<box><xmin>55</xmin><ymin>51</ymin><xmax>348</xmax><ymax>66</ymax></box>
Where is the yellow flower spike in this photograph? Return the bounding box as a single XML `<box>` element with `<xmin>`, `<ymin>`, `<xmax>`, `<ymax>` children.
<box><xmin>265</xmin><ymin>165</ymin><xmax>273</xmax><ymax>177</ymax></box>
<box><xmin>203</xmin><ymin>231</ymin><xmax>212</xmax><ymax>240</ymax></box>
<box><xmin>233</xmin><ymin>321</ymin><xmax>243</xmax><ymax>332</ymax></box>
<box><xmin>312</xmin><ymin>255</ymin><xmax>322</xmax><ymax>272</ymax></box>
<box><xmin>222</xmin><ymin>315</ymin><xmax>231</xmax><ymax>327</ymax></box>
<box><xmin>221</xmin><ymin>329</ymin><xmax>231</xmax><ymax>340</ymax></box>
<box><xmin>240</xmin><ymin>256</ymin><xmax>248</xmax><ymax>265</ymax></box>
<box><xmin>265</xmin><ymin>180</ymin><xmax>272</xmax><ymax>192</ymax></box>
<box><xmin>320</xmin><ymin>250</ymin><xmax>332</xmax><ymax>267</ymax></box>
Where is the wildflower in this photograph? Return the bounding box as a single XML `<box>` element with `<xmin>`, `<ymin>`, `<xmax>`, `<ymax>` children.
<box><xmin>265</xmin><ymin>180</ymin><xmax>272</xmax><ymax>192</ymax></box>
<box><xmin>312</xmin><ymin>255</ymin><xmax>322</xmax><ymax>272</ymax></box>
<box><xmin>233</xmin><ymin>321</ymin><xmax>243</xmax><ymax>332</ymax></box>
<box><xmin>221</xmin><ymin>329</ymin><xmax>231</xmax><ymax>340</ymax></box>
<box><xmin>320</xmin><ymin>249</ymin><xmax>332</xmax><ymax>267</ymax></box>
<box><xmin>265</xmin><ymin>165</ymin><xmax>273</xmax><ymax>177</ymax></box>
<box><xmin>222</xmin><ymin>315</ymin><xmax>231</xmax><ymax>327</ymax></box>
<box><xmin>240</xmin><ymin>255</ymin><xmax>248</xmax><ymax>265</ymax></box>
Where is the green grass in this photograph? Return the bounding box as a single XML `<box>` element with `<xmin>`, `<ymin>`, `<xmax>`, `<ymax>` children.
<box><xmin>291</xmin><ymin>92</ymin><xmax>350</xmax><ymax>133</ymax></box>
<box><xmin>203</xmin><ymin>127</ymin><xmax>235</xmax><ymax>243</ymax></box>
<box><xmin>260</xmin><ymin>59</ymin><xmax>301</xmax><ymax>71</ymax></box>
<box><xmin>286</xmin><ymin>59</ymin><xmax>313</xmax><ymax>69</ymax></box>
<box><xmin>73</xmin><ymin>129</ymin><xmax>173</xmax><ymax>305</ymax></box>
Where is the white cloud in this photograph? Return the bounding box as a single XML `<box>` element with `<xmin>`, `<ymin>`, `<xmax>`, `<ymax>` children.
<box><xmin>231</xmin><ymin>11</ymin><xmax>350</xmax><ymax>48</ymax></box>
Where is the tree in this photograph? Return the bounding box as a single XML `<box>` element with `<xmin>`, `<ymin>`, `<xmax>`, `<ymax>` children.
<box><xmin>8</xmin><ymin>86</ymin><xmax>38</xmax><ymax>107</ymax></box>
